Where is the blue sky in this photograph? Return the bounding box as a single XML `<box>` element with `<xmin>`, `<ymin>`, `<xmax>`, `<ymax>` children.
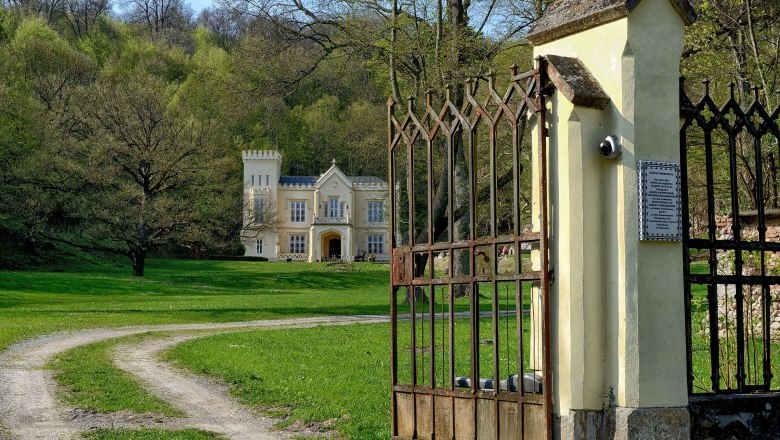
<box><xmin>187</xmin><ymin>0</ymin><xmax>215</xmax><ymax>14</ymax></box>
<box><xmin>114</xmin><ymin>0</ymin><xmax>215</xmax><ymax>17</ymax></box>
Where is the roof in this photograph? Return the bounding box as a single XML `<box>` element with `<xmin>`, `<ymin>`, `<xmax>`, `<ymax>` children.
<box><xmin>526</xmin><ymin>0</ymin><xmax>696</xmax><ymax>45</ymax></box>
<box><xmin>349</xmin><ymin>176</ymin><xmax>386</xmax><ymax>185</ymax></box>
<box><xmin>544</xmin><ymin>55</ymin><xmax>610</xmax><ymax>109</ymax></box>
<box><xmin>278</xmin><ymin>175</ymin><xmax>386</xmax><ymax>186</ymax></box>
<box><xmin>279</xmin><ymin>176</ymin><xmax>317</xmax><ymax>185</ymax></box>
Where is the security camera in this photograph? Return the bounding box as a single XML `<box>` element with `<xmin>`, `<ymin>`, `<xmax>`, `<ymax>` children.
<box><xmin>599</xmin><ymin>135</ymin><xmax>621</xmax><ymax>160</ymax></box>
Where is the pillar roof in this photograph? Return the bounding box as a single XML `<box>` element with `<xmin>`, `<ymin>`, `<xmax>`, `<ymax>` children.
<box><xmin>527</xmin><ymin>0</ymin><xmax>696</xmax><ymax>45</ymax></box>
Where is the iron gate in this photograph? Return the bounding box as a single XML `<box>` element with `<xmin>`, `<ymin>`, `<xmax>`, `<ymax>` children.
<box><xmin>681</xmin><ymin>78</ymin><xmax>780</xmax><ymax>395</ymax></box>
<box><xmin>388</xmin><ymin>61</ymin><xmax>552</xmax><ymax>439</ymax></box>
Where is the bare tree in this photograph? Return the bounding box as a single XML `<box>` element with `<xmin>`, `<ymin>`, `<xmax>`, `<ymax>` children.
<box><xmin>3</xmin><ymin>0</ymin><xmax>63</xmax><ymax>24</ymax></box>
<box><xmin>241</xmin><ymin>192</ymin><xmax>279</xmax><ymax>238</ymax></box>
<box><xmin>121</xmin><ymin>0</ymin><xmax>193</xmax><ymax>34</ymax></box>
<box><xmin>217</xmin><ymin>0</ymin><xmax>548</xmax><ymax>100</ymax></box>
<box><xmin>197</xmin><ymin>6</ymin><xmax>248</xmax><ymax>47</ymax></box>
<box><xmin>62</xmin><ymin>0</ymin><xmax>110</xmax><ymax>38</ymax></box>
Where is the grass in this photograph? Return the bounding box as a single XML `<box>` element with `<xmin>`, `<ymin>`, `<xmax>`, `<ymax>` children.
<box><xmin>164</xmin><ymin>318</ymin><xmax>533</xmax><ymax>440</ymax></box>
<box><xmin>0</xmin><ymin>258</ymin><xmax>391</xmax><ymax>351</ymax></box>
<box><xmin>165</xmin><ymin>324</ymin><xmax>393</xmax><ymax>439</ymax></box>
<box><xmin>687</xmin><ymin>261</ymin><xmax>780</xmax><ymax>392</ymax></box>
<box><xmin>49</xmin><ymin>333</ymin><xmax>182</xmax><ymax>416</ymax></box>
<box><xmin>81</xmin><ymin>429</ymin><xmax>226</xmax><ymax>440</ymax></box>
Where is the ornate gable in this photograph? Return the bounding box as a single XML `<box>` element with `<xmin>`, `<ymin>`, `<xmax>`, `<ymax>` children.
<box><xmin>315</xmin><ymin>160</ymin><xmax>353</xmax><ymax>190</ymax></box>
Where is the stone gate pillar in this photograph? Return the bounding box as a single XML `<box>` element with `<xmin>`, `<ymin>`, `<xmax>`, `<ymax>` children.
<box><xmin>527</xmin><ymin>0</ymin><xmax>697</xmax><ymax>438</ymax></box>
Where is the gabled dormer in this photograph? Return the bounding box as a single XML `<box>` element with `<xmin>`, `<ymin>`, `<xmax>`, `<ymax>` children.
<box><xmin>315</xmin><ymin>159</ymin><xmax>353</xmax><ymax>191</ymax></box>
<box><xmin>314</xmin><ymin>159</ymin><xmax>353</xmax><ymax>223</ymax></box>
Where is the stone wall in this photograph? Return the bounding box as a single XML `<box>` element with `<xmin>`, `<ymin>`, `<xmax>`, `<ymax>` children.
<box><xmin>690</xmin><ymin>394</ymin><xmax>780</xmax><ymax>439</ymax></box>
<box><xmin>711</xmin><ymin>215</ymin><xmax>780</xmax><ymax>338</ymax></box>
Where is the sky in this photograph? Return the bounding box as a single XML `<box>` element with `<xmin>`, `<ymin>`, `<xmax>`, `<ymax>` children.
<box><xmin>113</xmin><ymin>0</ymin><xmax>215</xmax><ymax>18</ymax></box>
<box><xmin>187</xmin><ymin>0</ymin><xmax>215</xmax><ymax>15</ymax></box>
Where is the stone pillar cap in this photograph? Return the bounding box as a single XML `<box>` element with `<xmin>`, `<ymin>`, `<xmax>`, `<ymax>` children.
<box><xmin>527</xmin><ymin>0</ymin><xmax>696</xmax><ymax>45</ymax></box>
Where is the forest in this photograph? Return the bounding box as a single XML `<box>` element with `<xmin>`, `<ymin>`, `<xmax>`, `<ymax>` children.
<box><xmin>0</xmin><ymin>0</ymin><xmax>777</xmax><ymax>274</ymax></box>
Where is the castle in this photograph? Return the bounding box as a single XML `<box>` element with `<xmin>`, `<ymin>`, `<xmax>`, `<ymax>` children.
<box><xmin>241</xmin><ymin>150</ymin><xmax>389</xmax><ymax>262</ymax></box>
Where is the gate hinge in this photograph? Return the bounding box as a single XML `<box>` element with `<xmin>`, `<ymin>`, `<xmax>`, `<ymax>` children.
<box><xmin>548</xmin><ymin>265</ymin><xmax>555</xmax><ymax>284</ymax></box>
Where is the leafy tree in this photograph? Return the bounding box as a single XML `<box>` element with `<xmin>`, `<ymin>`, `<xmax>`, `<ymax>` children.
<box><xmin>682</xmin><ymin>0</ymin><xmax>780</xmax><ymax>232</ymax></box>
<box><xmin>42</xmin><ymin>71</ymin><xmax>234</xmax><ymax>275</ymax></box>
<box><xmin>9</xmin><ymin>17</ymin><xmax>97</xmax><ymax>110</ymax></box>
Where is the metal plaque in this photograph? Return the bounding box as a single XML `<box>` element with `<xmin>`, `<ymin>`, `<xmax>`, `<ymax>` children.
<box><xmin>638</xmin><ymin>161</ymin><xmax>682</xmax><ymax>241</ymax></box>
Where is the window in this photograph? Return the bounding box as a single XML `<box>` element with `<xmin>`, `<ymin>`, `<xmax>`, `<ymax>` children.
<box><xmin>290</xmin><ymin>201</ymin><xmax>306</xmax><ymax>223</ymax></box>
<box><xmin>253</xmin><ymin>198</ymin><xmax>266</xmax><ymax>225</ymax></box>
<box><xmin>256</xmin><ymin>239</ymin><xmax>263</xmax><ymax>255</ymax></box>
<box><xmin>251</xmin><ymin>175</ymin><xmax>255</xmax><ymax>186</ymax></box>
<box><xmin>266</xmin><ymin>175</ymin><xmax>269</xmax><ymax>186</ymax></box>
<box><xmin>368</xmin><ymin>235</ymin><xmax>384</xmax><ymax>254</ymax></box>
<box><xmin>368</xmin><ymin>201</ymin><xmax>384</xmax><ymax>223</ymax></box>
<box><xmin>327</xmin><ymin>197</ymin><xmax>339</xmax><ymax>217</ymax></box>
<box><xmin>290</xmin><ymin>235</ymin><xmax>306</xmax><ymax>254</ymax></box>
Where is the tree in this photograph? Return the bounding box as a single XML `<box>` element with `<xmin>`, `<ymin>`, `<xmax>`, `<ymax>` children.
<box><xmin>196</xmin><ymin>6</ymin><xmax>247</xmax><ymax>48</ymax></box>
<box><xmin>217</xmin><ymin>0</ymin><xmax>549</xmax><ymax>100</ymax></box>
<box><xmin>9</xmin><ymin>17</ymin><xmax>97</xmax><ymax>111</ymax></box>
<box><xmin>682</xmin><ymin>0</ymin><xmax>780</xmax><ymax>225</ymax></box>
<box><xmin>216</xmin><ymin>0</ymin><xmax>550</xmax><ymax>300</ymax></box>
<box><xmin>62</xmin><ymin>0</ymin><xmax>109</xmax><ymax>38</ymax></box>
<box><xmin>43</xmin><ymin>71</ymin><xmax>233</xmax><ymax>276</ymax></box>
<box><xmin>2</xmin><ymin>0</ymin><xmax>63</xmax><ymax>25</ymax></box>
<box><xmin>121</xmin><ymin>0</ymin><xmax>193</xmax><ymax>34</ymax></box>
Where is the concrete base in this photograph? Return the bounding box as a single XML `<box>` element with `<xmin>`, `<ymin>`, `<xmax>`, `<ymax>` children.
<box><xmin>556</xmin><ymin>407</ymin><xmax>690</xmax><ymax>440</ymax></box>
<box><xmin>556</xmin><ymin>408</ymin><xmax>614</xmax><ymax>439</ymax></box>
<box><xmin>690</xmin><ymin>394</ymin><xmax>780</xmax><ymax>439</ymax></box>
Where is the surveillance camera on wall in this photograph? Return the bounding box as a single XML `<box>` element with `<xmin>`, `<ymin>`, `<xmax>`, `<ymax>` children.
<box><xmin>599</xmin><ymin>135</ymin><xmax>621</xmax><ymax>160</ymax></box>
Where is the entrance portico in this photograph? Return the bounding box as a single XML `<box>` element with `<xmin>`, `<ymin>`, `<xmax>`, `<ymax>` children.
<box><xmin>311</xmin><ymin>226</ymin><xmax>352</xmax><ymax>262</ymax></box>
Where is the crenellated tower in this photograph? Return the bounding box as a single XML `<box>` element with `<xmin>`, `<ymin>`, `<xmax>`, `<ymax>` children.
<box><xmin>242</xmin><ymin>150</ymin><xmax>283</xmax><ymax>256</ymax></box>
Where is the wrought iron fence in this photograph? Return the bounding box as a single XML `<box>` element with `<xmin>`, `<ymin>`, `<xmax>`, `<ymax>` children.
<box><xmin>389</xmin><ymin>62</ymin><xmax>552</xmax><ymax>439</ymax></box>
<box><xmin>681</xmin><ymin>78</ymin><xmax>780</xmax><ymax>394</ymax></box>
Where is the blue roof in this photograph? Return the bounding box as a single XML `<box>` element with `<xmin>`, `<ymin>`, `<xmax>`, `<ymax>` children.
<box><xmin>279</xmin><ymin>176</ymin><xmax>317</xmax><ymax>185</ymax></box>
<box><xmin>349</xmin><ymin>176</ymin><xmax>386</xmax><ymax>184</ymax></box>
<box><xmin>279</xmin><ymin>175</ymin><xmax>386</xmax><ymax>185</ymax></box>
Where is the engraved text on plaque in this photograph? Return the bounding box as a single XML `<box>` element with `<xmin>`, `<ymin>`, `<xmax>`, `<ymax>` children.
<box><xmin>638</xmin><ymin>161</ymin><xmax>682</xmax><ymax>241</ymax></box>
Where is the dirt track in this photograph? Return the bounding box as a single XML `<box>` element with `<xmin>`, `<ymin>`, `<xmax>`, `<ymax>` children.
<box><xmin>0</xmin><ymin>316</ymin><xmax>389</xmax><ymax>440</ymax></box>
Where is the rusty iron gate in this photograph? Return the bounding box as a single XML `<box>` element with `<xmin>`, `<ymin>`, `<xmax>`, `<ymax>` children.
<box><xmin>681</xmin><ymin>78</ymin><xmax>780</xmax><ymax>395</ymax></box>
<box><xmin>388</xmin><ymin>61</ymin><xmax>553</xmax><ymax>440</ymax></box>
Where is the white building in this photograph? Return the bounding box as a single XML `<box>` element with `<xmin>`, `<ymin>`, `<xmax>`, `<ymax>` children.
<box><xmin>241</xmin><ymin>150</ymin><xmax>390</xmax><ymax>262</ymax></box>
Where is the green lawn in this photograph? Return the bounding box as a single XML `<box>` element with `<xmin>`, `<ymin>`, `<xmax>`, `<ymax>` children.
<box><xmin>0</xmin><ymin>258</ymin><xmax>391</xmax><ymax>351</ymax></box>
<box><xmin>49</xmin><ymin>333</ymin><xmax>182</xmax><ymax>416</ymax></box>
<box><xmin>2</xmin><ymin>257</ymin><xmax>533</xmax><ymax>439</ymax></box>
<box><xmin>81</xmin><ymin>429</ymin><xmax>225</xmax><ymax>440</ymax></box>
<box><xmin>688</xmin><ymin>261</ymin><xmax>780</xmax><ymax>392</ymax></box>
<box><xmin>165</xmin><ymin>324</ymin><xmax>392</xmax><ymax>439</ymax></box>
<box><xmin>164</xmin><ymin>317</ymin><xmax>534</xmax><ymax>440</ymax></box>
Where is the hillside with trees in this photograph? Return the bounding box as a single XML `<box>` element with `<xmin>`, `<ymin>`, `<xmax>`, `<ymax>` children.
<box><xmin>0</xmin><ymin>0</ymin><xmax>777</xmax><ymax>274</ymax></box>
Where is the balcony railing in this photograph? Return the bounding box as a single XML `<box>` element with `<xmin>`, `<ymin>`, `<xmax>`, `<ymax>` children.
<box><xmin>278</xmin><ymin>253</ymin><xmax>307</xmax><ymax>261</ymax></box>
<box><xmin>314</xmin><ymin>216</ymin><xmax>349</xmax><ymax>224</ymax></box>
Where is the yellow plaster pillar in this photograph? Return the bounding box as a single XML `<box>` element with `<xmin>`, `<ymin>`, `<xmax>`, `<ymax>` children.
<box><xmin>528</xmin><ymin>0</ymin><xmax>693</xmax><ymax>438</ymax></box>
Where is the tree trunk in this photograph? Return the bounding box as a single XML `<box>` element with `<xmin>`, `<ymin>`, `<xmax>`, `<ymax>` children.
<box><xmin>131</xmin><ymin>249</ymin><xmax>146</xmax><ymax>276</ymax></box>
<box><xmin>448</xmin><ymin>0</ymin><xmax>469</xmax><ymax>296</ymax></box>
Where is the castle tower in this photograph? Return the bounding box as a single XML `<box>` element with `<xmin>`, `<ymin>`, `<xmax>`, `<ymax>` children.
<box><xmin>242</xmin><ymin>150</ymin><xmax>283</xmax><ymax>257</ymax></box>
